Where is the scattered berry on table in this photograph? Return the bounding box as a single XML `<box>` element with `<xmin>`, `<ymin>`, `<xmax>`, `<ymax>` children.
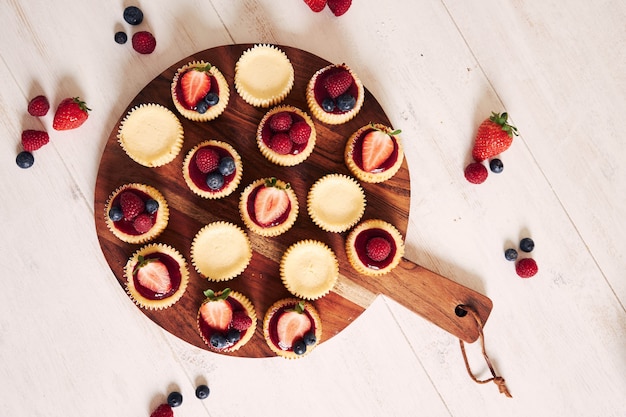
<box><xmin>519</xmin><ymin>237</ymin><xmax>535</xmax><ymax>253</ymax></box>
<box><xmin>195</xmin><ymin>384</ymin><xmax>210</xmax><ymax>399</ymax></box>
<box><xmin>16</xmin><ymin>151</ymin><xmax>34</xmax><ymax>169</ymax></box>
<box><xmin>366</xmin><ymin>236</ymin><xmax>391</xmax><ymax>262</ymax></box>
<box><xmin>303</xmin><ymin>330</ymin><xmax>317</xmax><ymax>346</ymax></box>
<box><xmin>123</xmin><ymin>6</ymin><xmax>144</xmax><ymax>25</ymax></box>
<box><xmin>131</xmin><ymin>31</ymin><xmax>156</xmax><ymax>54</ymax></box>
<box><xmin>145</xmin><ymin>199</ymin><xmax>159</xmax><ymax>214</ymax></box>
<box><xmin>464</xmin><ymin>161</ymin><xmax>488</xmax><ymax>184</ymax></box>
<box><xmin>336</xmin><ymin>93</ymin><xmax>356</xmax><ymax>111</ymax></box>
<box><xmin>293</xmin><ymin>339</ymin><xmax>307</xmax><ymax>355</ymax></box>
<box><xmin>206</xmin><ymin>172</ymin><xmax>225</xmax><ymax>190</ymax></box>
<box><xmin>195</xmin><ymin>148</ymin><xmax>220</xmax><ymax>173</ymax></box>
<box><xmin>21</xmin><ymin>130</ymin><xmax>49</xmax><ymax>151</ymax></box>
<box><xmin>328</xmin><ymin>0</ymin><xmax>352</xmax><ymax>16</ymax></box>
<box><xmin>218</xmin><ymin>156</ymin><xmax>236</xmax><ymax>176</ymax></box>
<box><xmin>269</xmin><ymin>112</ymin><xmax>292</xmax><ymax>132</ymax></box>
<box><xmin>204</xmin><ymin>92</ymin><xmax>219</xmax><ymax>106</ymax></box>
<box><xmin>132</xmin><ymin>213</ymin><xmax>153</xmax><ymax>233</ymax></box>
<box><xmin>471</xmin><ymin>112</ymin><xmax>518</xmax><ymax>162</ymax></box>
<box><xmin>27</xmin><ymin>95</ymin><xmax>50</xmax><ymax>117</ymax></box>
<box><xmin>108</xmin><ymin>206</ymin><xmax>123</xmax><ymax>222</ymax></box>
<box><xmin>150</xmin><ymin>404</ymin><xmax>173</xmax><ymax>417</ymax></box>
<box><xmin>114</xmin><ymin>31</ymin><xmax>127</xmax><ymax>44</ymax></box>
<box><xmin>323</xmin><ymin>70</ymin><xmax>353</xmax><ymax>99</ymax></box>
<box><xmin>303</xmin><ymin>0</ymin><xmax>327</xmax><ymax>13</ymax></box>
<box><xmin>52</xmin><ymin>97</ymin><xmax>90</xmax><ymax>130</ymax></box>
<box><xmin>321</xmin><ymin>98</ymin><xmax>335</xmax><ymax>112</ymax></box>
<box><xmin>489</xmin><ymin>158</ymin><xmax>504</xmax><ymax>173</ymax></box>
<box><xmin>289</xmin><ymin>121</ymin><xmax>311</xmax><ymax>145</ymax></box>
<box><xmin>269</xmin><ymin>133</ymin><xmax>293</xmax><ymax>155</ymax></box>
<box><xmin>515</xmin><ymin>258</ymin><xmax>538</xmax><ymax>278</ymax></box>
<box><xmin>167</xmin><ymin>391</ymin><xmax>183</xmax><ymax>408</ymax></box>
<box><xmin>504</xmin><ymin>248</ymin><xmax>518</xmax><ymax>261</ymax></box>
<box><xmin>119</xmin><ymin>190</ymin><xmax>145</xmax><ymax>220</ymax></box>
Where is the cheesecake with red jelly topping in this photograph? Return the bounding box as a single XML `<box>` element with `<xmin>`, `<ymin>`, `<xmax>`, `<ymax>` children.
<box><xmin>345</xmin><ymin>219</ymin><xmax>405</xmax><ymax>276</ymax></box>
<box><xmin>239</xmin><ymin>177</ymin><xmax>298</xmax><ymax>237</ymax></box>
<box><xmin>171</xmin><ymin>61</ymin><xmax>230</xmax><ymax>121</ymax></box>
<box><xmin>182</xmin><ymin>140</ymin><xmax>243</xmax><ymax>199</ymax></box>
<box><xmin>306</xmin><ymin>63</ymin><xmax>364</xmax><ymax>125</ymax></box>
<box><xmin>263</xmin><ymin>298</ymin><xmax>322</xmax><ymax>359</ymax></box>
<box><xmin>125</xmin><ymin>243</ymin><xmax>189</xmax><ymax>310</ymax></box>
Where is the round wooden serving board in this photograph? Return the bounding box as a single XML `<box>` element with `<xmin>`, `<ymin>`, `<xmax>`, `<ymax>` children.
<box><xmin>94</xmin><ymin>44</ymin><xmax>492</xmax><ymax>358</ymax></box>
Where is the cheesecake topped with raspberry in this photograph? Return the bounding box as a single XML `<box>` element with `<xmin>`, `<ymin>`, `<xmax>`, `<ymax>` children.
<box><xmin>306</xmin><ymin>63</ymin><xmax>364</xmax><ymax>125</ymax></box>
<box><xmin>182</xmin><ymin>140</ymin><xmax>243</xmax><ymax>199</ymax></box>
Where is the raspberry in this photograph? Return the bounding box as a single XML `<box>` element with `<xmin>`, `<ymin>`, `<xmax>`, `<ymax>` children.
<box><xmin>150</xmin><ymin>404</ymin><xmax>173</xmax><ymax>417</ymax></box>
<box><xmin>515</xmin><ymin>258</ymin><xmax>538</xmax><ymax>278</ymax></box>
<box><xmin>269</xmin><ymin>112</ymin><xmax>292</xmax><ymax>132</ymax></box>
<box><xmin>464</xmin><ymin>162</ymin><xmax>488</xmax><ymax>184</ymax></box>
<box><xmin>323</xmin><ymin>70</ymin><xmax>353</xmax><ymax>99</ymax></box>
<box><xmin>133</xmin><ymin>213</ymin><xmax>153</xmax><ymax>233</ymax></box>
<box><xmin>269</xmin><ymin>133</ymin><xmax>293</xmax><ymax>155</ymax></box>
<box><xmin>303</xmin><ymin>0</ymin><xmax>327</xmax><ymax>12</ymax></box>
<box><xmin>132</xmin><ymin>31</ymin><xmax>156</xmax><ymax>54</ymax></box>
<box><xmin>27</xmin><ymin>95</ymin><xmax>50</xmax><ymax>117</ymax></box>
<box><xmin>289</xmin><ymin>121</ymin><xmax>311</xmax><ymax>145</ymax></box>
<box><xmin>366</xmin><ymin>237</ymin><xmax>391</xmax><ymax>262</ymax></box>
<box><xmin>195</xmin><ymin>148</ymin><xmax>220</xmax><ymax>173</ymax></box>
<box><xmin>231</xmin><ymin>311</ymin><xmax>252</xmax><ymax>331</ymax></box>
<box><xmin>21</xmin><ymin>130</ymin><xmax>50</xmax><ymax>151</ymax></box>
<box><xmin>328</xmin><ymin>0</ymin><xmax>352</xmax><ymax>16</ymax></box>
<box><xmin>119</xmin><ymin>191</ymin><xmax>145</xmax><ymax>220</ymax></box>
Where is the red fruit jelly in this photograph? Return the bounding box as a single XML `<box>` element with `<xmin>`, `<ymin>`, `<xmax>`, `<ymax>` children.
<box><xmin>132</xmin><ymin>253</ymin><xmax>182</xmax><ymax>299</ymax></box>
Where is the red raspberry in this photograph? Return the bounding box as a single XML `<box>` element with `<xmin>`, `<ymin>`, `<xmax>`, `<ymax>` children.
<box><xmin>119</xmin><ymin>191</ymin><xmax>145</xmax><ymax>220</ymax></box>
<box><xmin>269</xmin><ymin>112</ymin><xmax>292</xmax><ymax>132</ymax></box>
<box><xmin>328</xmin><ymin>0</ymin><xmax>352</xmax><ymax>16</ymax></box>
<box><xmin>195</xmin><ymin>148</ymin><xmax>220</xmax><ymax>173</ymax></box>
<box><xmin>27</xmin><ymin>95</ymin><xmax>50</xmax><ymax>117</ymax></box>
<box><xmin>289</xmin><ymin>121</ymin><xmax>312</xmax><ymax>145</ymax></box>
<box><xmin>231</xmin><ymin>311</ymin><xmax>252</xmax><ymax>331</ymax></box>
<box><xmin>133</xmin><ymin>213</ymin><xmax>153</xmax><ymax>233</ymax></box>
<box><xmin>323</xmin><ymin>70</ymin><xmax>353</xmax><ymax>99</ymax></box>
<box><xmin>21</xmin><ymin>130</ymin><xmax>50</xmax><ymax>151</ymax></box>
<box><xmin>303</xmin><ymin>0</ymin><xmax>327</xmax><ymax>12</ymax></box>
<box><xmin>132</xmin><ymin>31</ymin><xmax>156</xmax><ymax>54</ymax></box>
<box><xmin>515</xmin><ymin>258</ymin><xmax>538</xmax><ymax>278</ymax></box>
<box><xmin>269</xmin><ymin>133</ymin><xmax>293</xmax><ymax>155</ymax></box>
<box><xmin>366</xmin><ymin>237</ymin><xmax>391</xmax><ymax>262</ymax></box>
<box><xmin>464</xmin><ymin>162</ymin><xmax>488</xmax><ymax>184</ymax></box>
<box><xmin>150</xmin><ymin>404</ymin><xmax>173</xmax><ymax>417</ymax></box>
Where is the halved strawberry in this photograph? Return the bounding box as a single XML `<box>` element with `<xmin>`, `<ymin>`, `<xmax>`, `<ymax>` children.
<box><xmin>135</xmin><ymin>257</ymin><xmax>172</xmax><ymax>294</ymax></box>
<box><xmin>181</xmin><ymin>67</ymin><xmax>211</xmax><ymax>108</ymax></box>
<box><xmin>254</xmin><ymin>184</ymin><xmax>289</xmax><ymax>226</ymax></box>
<box><xmin>200</xmin><ymin>289</ymin><xmax>233</xmax><ymax>331</ymax></box>
<box><xmin>276</xmin><ymin>303</ymin><xmax>311</xmax><ymax>349</ymax></box>
<box><xmin>361</xmin><ymin>130</ymin><xmax>395</xmax><ymax>172</ymax></box>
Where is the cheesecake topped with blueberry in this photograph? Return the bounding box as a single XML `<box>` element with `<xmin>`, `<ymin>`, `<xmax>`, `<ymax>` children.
<box><xmin>171</xmin><ymin>61</ymin><xmax>230</xmax><ymax>121</ymax></box>
<box><xmin>306</xmin><ymin>63</ymin><xmax>364</xmax><ymax>125</ymax></box>
<box><xmin>182</xmin><ymin>140</ymin><xmax>243</xmax><ymax>199</ymax></box>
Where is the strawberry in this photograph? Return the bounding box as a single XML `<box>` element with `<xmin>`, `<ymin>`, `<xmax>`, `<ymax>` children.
<box><xmin>471</xmin><ymin>112</ymin><xmax>518</xmax><ymax>162</ymax></box>
<box><xmin>361</xmin><ymin>129</ymin><xmax>395</xmax><ymax>172</ymax></box>
<box><xmin>150</xmin><ymin>404</ymin><xmax>174</xmax><ymax>417</ymax></box>
<box><xmin>366</xmin><ymin>237</ymin><xmax>391</xmax><ymax>262</ymax></box>
<box><xmin>515</xmin><ymin>258</ymin><xmax>538</xmax><ymax>278</ymax></box>
<box><xmin>254</xmin><ymin>179</ymin><xmax>290</xmax><ymax>226</ymax></box>
<box><xmin>323</xmin><ymin>70</ymin><xmax>353</xmax><ymax>99</ymax></box>
<box><xmin>195</xmin><ymin>148</ymin><xmax>220</xmax><ymax>173</ymax></box>
<box><xmin>328</xmin><ymin>0</ymin><xmax>352</xmax><ymax>16</ymax></box>
<box><xmin>269</xmin><ymin>112</ymin><xmax>293</xmax><ymax>132</ymax></box>
<box><xmin>21</xmin><ymin>130</ymin><xmax>49</xmax><ymax>151</ymax></box>
<box><xmin>464</xmin><ymin>162</ymin><xmax>488</xmax><ymax>184</ymax></box>
<box><xmin>289</xmin><ymin>121</ymin><xmax>311</xmax><ymax>145</ymax></box>
<box><xmin>52</xmin><ymin>97</ymin><xmax>90</xmax><ymax>130</ymax></box>
<box><xmin>133</xmin><ymin>213</ymin><xmax>154</xmax><ymax>233</ymax></box>
<box><xmin>27</xmin><ymin>95</ymin><xmax>50</xmax><ymax>117</ymax></box>
<box><xmin>181</xmin><ymin>66</ymin><xmax>212</xmax><ymax>107</ymax></box>
<box><xmin>304</xmin><ymin>0</ymin><xmax>327</xmax><ymax>12</ymax></box>
<box><xmin>268</xmin><ymin>133</ymin><xmax>293</xmax><ymax>155</ymax></box>
<box><xmin>134</xmin><ymin>256</ymin><xmax>172</xmax><ymax>294</ymax></box>
<box><xmin>131</xmin><ymin>30</ymin><xmax>156</xmax><ymax>54</ymax></box>
<box><xmin>231</xmin><ymin>310</ymin><xmax>252</xmax><ymax>331</ymax></box>
<box><xmin>276</xmin><ymin>302</ymin><xmax>311</xmax><ymax>349</ymax></box>
<box><xmin>119</xmin><ymin>190</ymin><xmax>145</xmax><ymax>220</ymax></box>
<box><xmin>200</xmin><ymin>289</ymin><xmax>233</xmax><ymax>331</ymax></box>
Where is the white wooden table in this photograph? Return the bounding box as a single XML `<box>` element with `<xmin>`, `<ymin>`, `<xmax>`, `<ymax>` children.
<box><xmin>1</xmin><ymin>1</ymin><xmax>624</xmax><ymax>416</ymax></box>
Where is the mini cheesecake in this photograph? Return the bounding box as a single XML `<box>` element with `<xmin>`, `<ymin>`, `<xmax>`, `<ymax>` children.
<box><xmin>197</xmin><ymin>288</ymin><xmax>257</xmax><ymax>353</ymax></box>
<box><xmin>306</xmin><ymin>63</ymin><xmax>364</xmax><ymax>125</ymax></box>
<box><xmin>280</xmin><ymin>240</ymin><xmax>338</xmax><ymax>300</ymax></box>
<box><xmin>105</xmin><ymin>183</ymin><xmax>169</xmax><ymax>244</ymax></box>
<box><xmin>171</xmin><ymin>61</ymin><xmax>230</xmax><ymax>121</ymax></box>
<box><xmin>345</xmin><ymin>123</ymin><xmax>405</xmax><ymax>183</ymax></box>
<box><xmin>345</xmin><ymin>219</ymin><xmax>405</xmax><ymax>276</ymax></box>
<box><xmin>307</xmin><ymin>173</ymin><xmax>366</xmax><ymax>233</ymax></box>
<box><xmin>182</xmin><ymin>140</ymin><xmax>243</xmax><ymax>199</ymax></box>
<box><xmin>256</xmin><ymin>105</ymin><xmax>316</xmax><ymax>166</ymax></box>
<box><xmin>263</xmin><ymin>298</ymin><xmax>322</xmax><ymax>359</ymax></box>
<box><xmin>239</xmin><ymin>177</ymin><xmax>299</xmax><ymax>237</ymax></box>
<box><xmin>125</xmin><ymin>243</ymin><xmax>189</xmax><ymax>310</ymax></box>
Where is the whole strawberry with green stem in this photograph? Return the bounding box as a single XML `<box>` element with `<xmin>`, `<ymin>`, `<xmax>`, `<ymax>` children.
<box><xmin>53</xmin><ymin>97</ymin><xmax>91</xmax><ymax>130</ymax></box>
<box><xmin>471</xmin><ymin>112</ymin><xmax>518</xmax><ymax>162</ymax></box>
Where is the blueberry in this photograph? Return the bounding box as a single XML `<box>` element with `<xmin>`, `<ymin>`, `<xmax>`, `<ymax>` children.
<box><xmin>489</xmin><ymin>158</ymin><xmax>504</xmax><ymax>173</ymax></box>
<box><xmin>108</xmin><ymin>206</ymin><xmax>124</xmax><ymax>222</ymax></box>
<box><xmin>16</xmin><ymin>151</ymin><xmax>34</xmax><ymax>169</ymax></box>
<box><xmin>167</xmin><ymin>391</ymin><xmax>183</xmax><ymax>407</ymax></box>
<box><xmin>114</xmin><ymin>31</ymin><xmax>127</xmax><ymax>44</ymax></box>
<box><xmin>123</xmin><ymin>6</ymin><xmax>143</xmax><ymax>25</ymax></box>
<box><xmin>303</xmin><ymin>331</ymin><xmax>317</xmax><ymax>346</ymax></box>
<box><xmin>504</xmin><ymin>248</ymin><xmax>518</xmax><ymax>261</ymax></box>
<box><xmin>293</xmin><ymin>340</ymin><xmax>307</xmax><ymax>355</ymax></box>
<box><xmin>519</xmin><ymin>237</ymin><xmax>535</xmax><ymax>253</ymax></box>
<box><xmin>210</xmin><ymin>333</ymin><xmax>228</xmax><ymax>349</ymax></box>
<box><xmin>322</xmin><ymin>98</ymin><xmax>335</xmax><ymax>112</ymax></box>
<box><xmin>204</xmin><ymin>92</ymin><xmax>219</xmax><ymax>106</ymax></box>
<box><xmin>196</xmin><ymin>100</ymin><xmax>209</xmax><ymax>114</ymax></box>
<box><xmin>336</xmin><ymin>94</ymin><xmax>356</xmax><ymax>111</ymax></box>
<box><xmin>145</xmin><ymin>199</ymin><xmax>159</xmax><ymax>214</ymax></box>
<box><xmin>206</xmin><ymin>172</ymin><xmax>224</xmax><ymax>190</ymax></box>
<box><xmin>226</xmin><ymin>328</ymin><xmax>241</xmax><ymax>344</ymax></box>
<box><xmin>195</xmin><ymin>384</ymin><xmax>210</xmax><ymax>399</ymax></box>
<box><xmin>218</xmin><ymin>156</ymin><xmax>236</xmax><ymax>176</ymax></box>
